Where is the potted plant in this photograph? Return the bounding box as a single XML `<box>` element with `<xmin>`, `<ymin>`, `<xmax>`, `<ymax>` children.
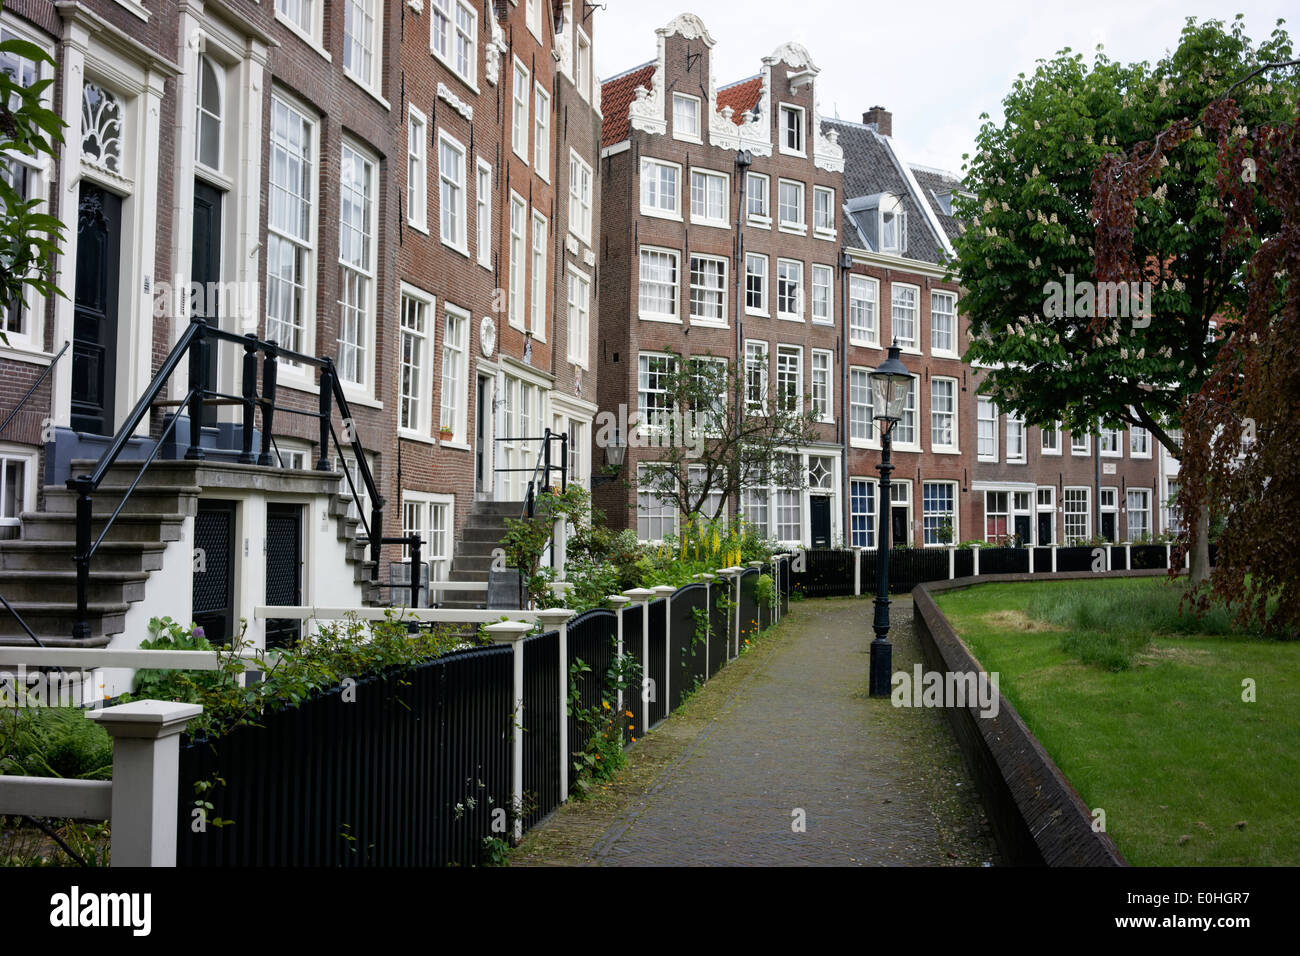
<box><xmin>439</xmin><ymin>423</ymin><xmax>454</xmax><ymax>440</ymax></box>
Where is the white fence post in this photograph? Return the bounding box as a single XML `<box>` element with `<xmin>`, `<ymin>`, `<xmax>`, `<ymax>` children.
<box><xmin>86</xmin><ymin>700</ymin><xmax>204</xmax><ymax>868</ymax></box>
<box><xmin>535</xmin><ymin>608</ymin><xmax>575</xmax><ymax>803</ymax></box>
<box><xmin>854</xmin><ymin>549</ymin><xmax>862</xmax><ymax>596</ymax></box>
<box><xmin>692</xmin><ymin>573</ymin><xmax>715</xmax><ymax>663</ymax></box>
<box><xmin>1125</xmin><ymin>543</ymin><xmax>1132</xmax><ymax>570</ymax></box>
<box><xmin>1028</xmin><ymin>545</ymin><xmax>1035</xmax><ymax>574</ymax></box>
<box><xmin>1166</xmin><ymin>543</ymin><xmax>1172</xmax><ymax>570</ymax></box>
<box><xmin>1052</xmin><ymin>544</ymin><xmax>1058</xmax><ymax>572</ymax></box>
<box><xmin>973</xmin><ymin>545</ymin><xmax>981</xmax><ymax>577</ymax></box>
<box><xmin>483</xmin><ymin>621</ymin><xmax>533</xmax><ymax>843</ymax></box>
<box><xmin>607</xmin><ymin>595</ymin><xmax>631</xmax><ymax>715</ymax></box>
<box><xmin>948</xmin><ymin>547</ymin><xmax>955</xmax><ymax>579</ymax></box>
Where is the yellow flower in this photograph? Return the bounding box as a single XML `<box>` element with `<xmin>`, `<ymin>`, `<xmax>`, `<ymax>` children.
<box><xmin>602</xmin><ymin>700</ymin><xmax>610</xmax><ymax>709</ymax></box>
<box><xmin>629</xmin><ymin>724</ymin><xmax>635</xmax><ymax>730</ymax></box>
<box><xmin>631</xmin><ymin>737</ymin><xmax>637</xmax><ymax>743</ymax></box>
<box><xmin>625</xmin><ymin>709</ymin><xmax>633</xmax><ymax>717</ymax></box>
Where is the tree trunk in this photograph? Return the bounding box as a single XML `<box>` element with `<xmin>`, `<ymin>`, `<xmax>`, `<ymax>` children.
<box><xmin>1188</xmin><ymin>503</ymin><xmax>1211</xmax><ymax>584</ymax></box>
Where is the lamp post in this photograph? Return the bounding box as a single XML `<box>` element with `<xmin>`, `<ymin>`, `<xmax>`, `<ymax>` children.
<box><xmin>590</xmin><ymin>427</ymin><xmax>626</xmax><ymax>488</ymax></box>
<box><xmin>868</xmin><ymin>343</ymin><xmax>912</xmax><ymax>696</ymax></box>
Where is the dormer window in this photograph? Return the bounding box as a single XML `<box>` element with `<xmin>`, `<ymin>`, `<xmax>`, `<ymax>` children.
<box><xmin>879</xmin><ymin>193</ymin><xmax>907</xmax><ymax>254</ymax></box>
<box><xmin>672</xmin><ymin>93</ymin><xmax>701</xmax><ymax>142</ymax></box>
<box><xmin>780</xmin><ymin>104</ymin><xmax>804</xmax><ymax>154</ymax></box>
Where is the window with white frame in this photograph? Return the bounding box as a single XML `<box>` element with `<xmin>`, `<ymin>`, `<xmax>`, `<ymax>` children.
<box><xmin>343</xmin><ymin>0</ymin><xmax>380</xmax><ymax>91</ymax></box>
<box><xmin>689</xmin><ymin>255</ymin><xmax>727</xmax><ymax>324</ymax></box>
<box><xmin>1127</xmin><ymin>488</ymin><xmax>1151</xmax><ymax>541</ymax></box>
<box><xmin>438</xmin><ymin>130</ymin><xmax>467</xmax><ymax>252</ymax></box>
<box><xmin>687</xmin><ymin>465</ymin><xmax>724</xmax><ymax>520</ymax></box>
<box><xmin>401</xmin><ymin>493</ymin><xmax>454</xmax><ymax>579</ymax></box>
<box><xmin>0</xmin><ymin>450</ymin><xmax>33</xmax><ymax>528</ymax></box>
<box><xmin>399</xmin><ymin>288</ymin><xmax>434</xmax><ymax>435</ymax></box>
<box><xmin>1006</xmin><ymin>412</ymin><xmax>1026</xmax><ymax>462</ymax></box>
<box><xmin>895</xmin><ymin>377</ymin><xmax>919</xmax><ymax>446</ymax></box>
<box><xmin>475</xmin><ymin>159</ymin><xmax>492</xmax><ymax>267</ymax></box>
<box><xmin>742</xmin><ymin>487</ymin><xmax>769</xmax><ymax>539</ymax></box>
<box><xmin>776</xmin><ymin>345</ymin><xmax>802</xmax><ymax>412</ymax></box>
<box><xmin>567</xmin><ymin>419</ymin><xmax>587</xmax><ymax>483</ymax></box>
<box><xmin>745</xmin><ymin>341</ymin><xmax>768</xmax><ymax>412</ymax></box>
<box><xmin>277</xmin><ymin>0</ymin><xmax>316</xmax><ymax>39</ymax></box>
<box><xmin>637</xmin><ymin>353</ymin><xmax>675</xmax><ymax>430</ymax></box>
<box><xmin>1100</xmin><ymin>426</ymin><xmax>1122</xmax><ymax>456</ymax></box>
<box><xmin>776</xmin><ymin>487</ymin><xmax>801</xmax><ymax>543</ymax></box>
<box><xmin>688</xmin><ymin>357</ymin><xmax>727</xmax><ymax>427</ymax></box>
<box><xmin>849</xmin><ymin>368</ymin><xmax>872</xmax><ymax>442</ymax></box>
<box><xmin>746</xmin><ymin>171</ymin><xmax>769</xmax><ymax>222</ymax></box>
<box><xmin>880</xmin><ymin>197</ymin><xmax>906</xmax><ymax>254</ymax></box>
<box><xmin>923</xmin><ymin>482</ymin><xmax>955</xmax><ymax>545</ymax></box>
<box><xmin>567</xmin><ymin>268</ymin><xmax>590</xmax><ymax>367</ymax></box>
<box><xmin>977</xmin><ymin>398</ymin><xmax>998</xmax><ymax>461</ymax></box>
<box><xmin>1130</xmin><ymin>426</ymin><xmax>1150</xmax><ymax>457</ymax></box>
<box><xmin>776</xmin><ymin>259</ymin><xmax>803</xmax><ymax>320</ymax></box>
<box><xmin>690</xmin><ymin>168</ymin><xmax>728</xmax><ymax>225</ymax></box>
<box><xmin>525</xmin><ymin>0</ymin><xmax>541</xmax><ymax>37</ymax></box>
<box><xmin>531</xmin><ymin>211</ymin><xmax>547</xmax><ymax>338</ymax></box>
<box><xmin>1071</xmin><ymin>431</ymin><xmax>1090</xmax><ymax>455</ymax></box>
<box><xmin>195</xmin><ymin>55</ymin><xmax>223</xmax><ymax>172</ymax></box>
<box><xmin>813</xmin><ymin>186</ymin><xmax>835</xmax><ymax>236</ymax></box>
<box><xmin>336</xmin><ymin>453</ymin><xmax>373</xmax><ymax>530</ymax></box>
<box><xmin>637</xmin><ymin>465</ymin><xmax>676</xmax><ymax>541</ymax></box>
<box><xmin>780</xmin><ymin>104</ymin><xmax>804</xmax><ymax>154</ymax></box>
<box><xmin>440</xmin><ymin>306</ymin><xmax>468</xmax><ymax>440</ymax></box>
<box><xmin>811</xmin><ymin>350</ymin><xmax>832</xmax><ymax>422</ymax></box>
<box><xmin>931</xmin><ymin>378</ymin><xmax>957</xmax><ymax>451</ymax></box>
<box><xmin>639</xmin><ymin>247</ymin><xmax>680</xmax><ymax>320</ymax></box>
<box><xmin>512</xmin><ymin>59</ymin><xmax>530</xmax><ymax>161</ymax></box>
<box><xmin>849</xmin><ymin>275</ymin><xmax>878</xmax><ymax>345</ymax></box>
<box><xmin>778</xmin><ymin>179</ymin><xmax>805</xmax><ymax>230</ymax></box>
<box><xmin>407</xmin><ymin>107</ymin><xmax>427</xmax><ymax>230</ymax></box>
<box><xmin>568</xmin><ymin>150</ymin><xmax>593</xmax><ymax>243</ymax></box>
<box><xmin>266</xmin><ymin>93</ymin><xmax>316</xmax><ymax>356</ymax></box>
<box><xmin>641</xmin><ymin>159</ymin><xmax>680</xmax><ymax>216</ymax></box>
<box><xmin>1042</xmin><ymin>423</ymin><xmax>1061</xmax><ymax>455</ymax></box>
<box><xmin>672</xmin><ymin>93</ymin><xmax>701</xmax><ymax>141</ymax></box>
<box><xmin>430</xmin><ymin>0</ymin><xmax>477</xmax><ymax>87</ymax></box>
<box><xmin>891</xmin><ymin>284</ymin><xmax>918</xmax><ymax>349</ymax></box>
<box><xmin>811</xmin><ymin>265</ymin><xmax>833</xmax><ymax>324</ymax></box>
<box><xmin>337</xmin><ymin>141</ymin><xmax>377</xmax><ymax>389</ymax></box>
<box><xmin>850</xmin><ymin>478</ymin><xmax>876</xmax><ymax>547</ymax></box>
<box><xmin>745</xmin><ymin>253</ymin><xmax>767</xmax><ymax>314</ymax></box>
<box><xmin>508</xmin><ymin>194</ymin><xmax>526</xmax><ymax>329</ymax></box>
<box><xmin>1064</xmin><ymin>487</ymin><xmax>1090</xmax><ymax>543</ymax></box>
<box><xmin>1037</xmin><ymin>487</ymin><xmax>1055</xmax><ymax>544</ymax></box>
<box><xmin>534</xmin><ymin>85</ymin><xmax>550</xmax><ymax>178</ymax></box>
<box><xmin>985</xmin><ymin>491</ymin><xmax>1009</xmax><ymax>542</ymax></box>
<box><xmin>931</xmin><ymin>291</ymin><xmax>956</xmax><ymax>355</ymax></box>
<box><xmin>574</xmin><ymin>29</ymin><xmax>591</xmax><ymax>100</ymax></box>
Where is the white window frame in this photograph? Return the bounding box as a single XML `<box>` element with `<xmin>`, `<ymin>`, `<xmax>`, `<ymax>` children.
<box><xmin>1100</xmin><ymin>426</ymin><xmax>1123</xmax><ymax>457</ymax></box>
<box><xmin>1071</xmin><ymin>431</ymin><xmax>1091</xmax><ymax>456</ymax></box>
<box><xmin>891</xmin><ymin>282</ymin><xmax>920</xmax><ymax>353</ymax></box>
<box><xmin>568</xmin><ymin>149</ymin><xmax>593</xmax><ymax>244</ymax></box>
<box><xmin>894</xmin><ymin>377</ymin><xmax>920</xmax><ymax>451</ymax></box>
<box><xmin>745</xmin><ymin>171</ymin><xmax>770</xmax><ymax>226</ymax></box>
<box><xmin>430</xmin><ymin>0</ymin><xmax>478</xmax><ymax>90</ymax></box>
<box><xmin>337</xmin><ymin>138</ymin><xmax>378</xmax><ymax>394</ymax></box>
<box><xmin>775</xmin><ymin>344</ymin><xmax>803</xmax><ymax>413</ymax></box>
<box><xmin>1126</xmin><ymin>488</ymin><xmax>1152</xmax><ymax>542</ymax></box>
<box><xmin>640</xmin><ymin>157</ymin><xmax>682</xmax><ymax>219</ymax></box>
<box><xmin>508</xmin><ymin>192</ymin><xmax>527</xmax><ymax>330</ymax></box>
<box><xmin>672</xmin><ymin>92</ymin><xmax>702</xmax><ymax>143</ymax></box>
<box><xmin>849</xmin><ymin>477</ymin><xmax>877</xmax><ymax>548</ymax></box>
<box><xmin>922</xmin><ymin>480</ymin><xmax>957</xmax><ymax>547</ymax></box>
<box><xmin>977</xmin><ymin>398</ymin><xmax>998</xmax><ymax>462</ymax></box>
<box><xmin>401</xmin><ymin>491</ymin><xmax>455</xmax><ymax>581</ymax></box>
<box><xmin>398</xmin><ymin>284</ymin><xmax>436</xmax><ymax>439</ymax></box>
<box><xmin>689</xmin><ymin>167</ymin><xmax>729</xmax><ymax>227</ymax></box>
<box><xmin>688</xmin><ymin>254</ymin><xmax>728</xmax><ymax>327</ymax></box>
<box><xmin>849</xmin><ymin>367</ymin><xmax>876</xmax><ymax>449</ymax></box>
<box><xmin>1064</xmin><ymin>487</ymin><xmax>1091</xmax><ymax>544</ymax></box>
<box><xmin>1130</xmin><ymin>424</ymin><xmax>1152</xmax><ymax>458</ymax></box>
<box><xmin>265</xmin><ymin>90</ymin><xmax>319</xmax><ymax>375</ymax></box>
<box><xmin>342</xmin><ymin>0</ymin><xmax>382</xmax><ymax>94</ymax></box>
<box><xmin>776</xmin><ymin>258</ymin><xmax>804</xmax><ymax>322</ymax></box>
<box><xmin>811</xmin><ymin>264</ymin><xmax>834</xmax><ymax>325</ymax></box>
<box><xmin>534</xmin><ymin>84</ymin><xmax>551</xmax><ymax>181</ymax></box>
<box><xmin>574</xmin><ymin>27</ymin><xmax>591</xmax><ymax>102</ymax></box>
<box><xmin>638</xmin><ymin>246</ymin><xmax>681</xmax><ymax>323</ymax></box>
<box><xmin>930</xmin><ymin>290</ymin><xmax>957</xmax><ymax>357</ymax></box>
<box><xmin>475</xmin><ymin>158</ymin><xmax>492</xmax><ymax>268</ymax></box>
<box><xmin>636</xmin><ymin>463</ymin><xmax>677</xmax><ymax>543</ymax></box>
<box><xmin>1037</xmin><ymin>487</ymin><xmax>1056</xmax><ymax>545</ymax></box>
<box><xmin>931</xmin><ymin>377</ymin><xmax>959</xmax><ymax>453</ymax></box>
<box><xmin>566</xmin><ymin>266</ymin><xmax>590</xmax><ymax>368</ymax></box>
<box><xmin>849</xmin><ymin>275</ymin><xmax>879</xmax><ymax>347</ymax></box>
<box><xmin>813</xmin><ymin>185</ymin><xmax>836</xmax><ymax>240</ymax></box>
<box><xmin>744</xmin><ymin>340</ymin><xmax>769</xmax><ymax>414</ymax></box>
<box><xmin>744</xmin><ymin>253</ymin><xmax>768</xmax><ymax>317</ymax></box>
<box><xmin>779</xmin><ymin>103</ymin><xmax>805</xmax><ymax>156</ymax></box>
<box><xmin>1006</xmin><ymin>411</ymin><xmax>1027</xmax><ymax>463</ymax></box>
<box><xmin>440</xmin><ymin>304</ymin><xmax>470</xmax><ymax>444</ymax></box>
<box><xmin>407</xmin><ymin>105</ymin><xmax>428</xmax><ymax>232</ymax></box>
<box><xmin>530</xmin><ymin>210</ymin><xmax>547</xmax><ymax>340</ymax></box>
<box><xmin>512</xmin><ymin>57</ymin><xmax>530</xmax><ymax>163</ymax></box>
<box><xmin>438</xmin><ymin>128</ymin><xmax>468</xmax><ymax>255</ymax></box>
<box><xmin>0</xmin><ymin>446</ymin><xmax>36</xmax><ymax>528</ymax></box>
<box><xmin>778</xmin><ymin>178</ymin><xmax>806</xmax><ymax>234</ymax></box>
<box><xmin>811</xmin><ymin>349</ymin><xmax>833</xmax><ymax>424</ymax></box>
<box><xmin>637</xmin><ymin>352</ymin><xmax>677</xmax><ymax>432</ymax></box>
<box><xmin>276</xmin><ymin>0</ymin><xmax>323</xmax><ymax>49</ymax></box>
<box><xmin>1041</xmin><ymin>422</ymin><xmax>1062</xmax><ymax>456</ymax></box>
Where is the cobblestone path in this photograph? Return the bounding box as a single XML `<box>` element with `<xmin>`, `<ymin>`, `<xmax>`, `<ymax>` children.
<box><xmin>511</xmin><ymin>597</ymin><xmax>1000</xmax><ymax>866</ymax></box>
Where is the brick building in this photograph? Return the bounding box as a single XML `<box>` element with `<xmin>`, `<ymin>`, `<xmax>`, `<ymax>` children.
<box><xmin>597</xmin><ymin>13</ymin><xmax>847</xmax><ymax>547</ymax></box>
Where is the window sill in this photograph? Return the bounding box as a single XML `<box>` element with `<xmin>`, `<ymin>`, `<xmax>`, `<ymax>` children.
<box><xmin>778</xmin><ymin>223</ymin><xmax>807</xmax><ymax>236</ymax></box>
<box><xmin>408</xmin><ymin>220</ymin><xmax>430</xmax><ymax>236</ymax></box>
<box><xmin>0</xmin><ymin>343</ymin><xmax>53</xmax><ymax>365</ymax></box>
<box><xmin>440</xmin><ymin>440</ymin><xmax>471</xmax><ymax>452</ymax></box>
<box><xmin>690</xmin><ymin>217</ymin><xmax>731</xmax><ymax>230</ymax></box>
<box><xmin>778</xmin><ymin>147</ymin><xmax>806</xmax><ymax>159</ymax></box>
<box><xmin>775</xmin><ymin>314</ymin><xmax>805</xmax><ymax>323</ymax></box>
<box><xmin>814</xmin><ymin>228</ymin><xmax>837</xmax><ymax>242</ymax></box>
<box><xmin>689</xmin><ymin>319</ymin><xmax>730</xmax><ymax>330</ymax></box>
<box><xmin>747</xmin><ymin>215</ymin><xmax>772</xmax><ymax>229</ymax></box>
<box><xmin>811</xmin><ymin>317</ymin><xmax>835</xmax><ymax>327</ymax></box>
<box><xmin>849</xmin><ymin>340</ymin><xmax>882</xmax><ymax>351</ymax></box>
<box><xmin>276</xmin><ymin>13</ymin><xmax>331</xmax><ymax>62</ymax></box>
<box><xmin>930</xmin><ymin>447</ymin><xmax>962</xmax><ymax>456</ymax></box>
<box><xmin>1040</xmin><ymin>449</ymin><xmax>1063</xmax><ymax>457</ymax></box>
<box><xmin>898</xmin><ymin>345</ymin><xmax>922</xmax><ymax>355</ymax></box>
<box><xmin>430</xmin><ymin>48</ymin><xmax>481</xmax><ymax>97</ymax></box>
<box><xmin>400</xmin><ymin>430</ymin><xmax>436</xmax><ymax>446</ymax></box>
<box><xmin>344</xmin><ymin>72</ymin><xmax>391</xmax><ymax>111</ymax></box>
<box><xmin>744</xmin><ymin>309</ymin><xmax>770</xmax><ymax>319</ymax></box>
<box><xmin>640</xmin><ymin>207</ymin><xmax>683</xmax><ymax>223</ymax></box>
<box><xmin>638</xmin><ymin>314</ymin><xmax>683</xmax><ymax>325</ymax></box>
<box><xmin>513</xmin><ymin>146</ymin><xmax>530</xmax><ymax>165</ymax></box>
<box><xmin>931</xmin><ymin>349</ymin><xmax>960</xmax><ymax>360</ymax></box>
<box><xmin>440</xmin><ymin>237</ymin><xmax>470</xmax><ymax>259</ymax></box>
<box><xmin>340</xmin><ymin>390</ymin><xmax>384</xmax><ymax>411</ymax></box>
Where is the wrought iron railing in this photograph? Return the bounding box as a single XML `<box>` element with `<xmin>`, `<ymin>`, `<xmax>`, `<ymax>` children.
<box><xmin>494</xmin><ymin>427</ymin><xmax>568</xmax><ymax>519</ymax></box>
<box><xmin>66</xmin><ymin>316</ymin><xmax>386</xmax><ymax>641</ymax></box>
<box><xmin>0</xmin><ymin>340</ymin><xmax>69</xmax><ymax>439</ymax></box>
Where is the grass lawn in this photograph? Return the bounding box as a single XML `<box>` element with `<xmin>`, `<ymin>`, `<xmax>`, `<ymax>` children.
<box><xmin>934</xmin><ymin>577</ymin><xmax>1299</xmax><ymax>866</ymax></box>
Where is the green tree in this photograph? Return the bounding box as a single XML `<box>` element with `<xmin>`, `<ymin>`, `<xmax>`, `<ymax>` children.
<box><xmin>0</xmin><ymin>18</ymin><xmax>65</xmax><ymax>345</ymax></box>
<box><xmin>952</xmin><ymin>15</ymin><xmax>1298</xmax><ymax>581</ymax></box>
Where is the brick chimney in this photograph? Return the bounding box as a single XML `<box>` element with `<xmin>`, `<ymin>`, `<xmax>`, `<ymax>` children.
<box><xmin>863</xmin><ymin>106</ymin><xmax>892</xmax><ymax>137</ymax></box>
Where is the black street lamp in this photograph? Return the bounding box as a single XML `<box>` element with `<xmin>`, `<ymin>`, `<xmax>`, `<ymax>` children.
<box><xmin>590</xmin><ymin>427</ymin><xmax>627</xmax><ymax>488</ymax></box>
<box><xmin>869</xmin><ymin>343</ymin><xmax>912</xmax><ymax>696</ymax></box>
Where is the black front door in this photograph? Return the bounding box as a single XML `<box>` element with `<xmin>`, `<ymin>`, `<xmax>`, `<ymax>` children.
<box><xmin>1014</xmin><ymin>514</ymin><xmax>1032</xmax><ymax>547</ymax></box>
<box><xmin>809</xmin><ymin>496</ymin><xmax>831</xmax><ymax>548</ymax></box>
<box><xmin>1101</xmin><ymin>513</ymin><xmax>1116</xmax><ymax>542</ymax></box>
<box><xmin>264</xmin><ymin>504</ymin><xmax>303</xmax><ymax>649</ymax></box>
<box><xmin>192</xmin><ymin>500</ymin><xmax>236</xmax><ymax>644</ymax></box>
<box><xmin>475</xmin><ymin>375</ymin><xmax>488</xmax><ymax>494</ymax></box>
<box><xmin>1037</xmin><ymin>512</ymin><xmax>1054</xmax><ymax>546</ymax></box>
<box><xmin>891</xmin><ymin>507</ymin><xmax>909</xmax><ymax>548</ymax></box>
<box><xmin>191</xmin><ymin>182</ymin><xmax>223</xmax><ymax>428</ymax></box>
<box><xmin>72</xmin><ymin>184</ymin><xmax>121</xmax><ymax>435</ymax></box>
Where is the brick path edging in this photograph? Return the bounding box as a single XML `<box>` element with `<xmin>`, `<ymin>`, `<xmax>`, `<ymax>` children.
<box><xmin>910</xmin><ymin>570</ymin><xmax>1156</xmax><ymax>866</ymax></box>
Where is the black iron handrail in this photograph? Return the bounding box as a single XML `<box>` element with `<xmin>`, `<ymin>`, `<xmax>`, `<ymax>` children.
<box><xmin>496</xmin><ymin>429</ymin><xmax>569</xmax><ymax>519</ymax></box>
<box><xmin>66</xmin><ymin>316</ymin><xmax>387</xmax><ymax>641</ymax></box>
<box><xmin>1</xmin><ymin>591</ymin><xmax>45</xmax><ymax>648</ymax></box>
<box><xmin>0</xmin><ymin>340</ymin><xmax>69</xmax><ymax>438</ymax></box>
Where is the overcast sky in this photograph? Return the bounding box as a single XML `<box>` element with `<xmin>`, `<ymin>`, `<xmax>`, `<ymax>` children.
<box><xmin>594</xmin><ymin>1</ymin><xmax>1294</xmax><ymax>175</ymax></box>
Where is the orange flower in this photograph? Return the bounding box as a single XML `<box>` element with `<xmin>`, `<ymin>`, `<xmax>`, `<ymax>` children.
<box><xmin>631</xmin><ymin>737</ymin><xmax>637</xmax><ymax>742</ymax></box>
<box><xmin>624</xmin><ymin>710</ymin><xmax>634</xmax><ymax>718</ymax></box>
<box><xmin>629</xmin><ymin>724</ymin><xmax>635</xmax><ymax>730</ymax></box>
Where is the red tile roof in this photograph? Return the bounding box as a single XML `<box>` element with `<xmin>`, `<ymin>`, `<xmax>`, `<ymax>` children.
<box><xmin>716</xmin><ymin>76</ymin><xmax>761</xmax><ymax>125</ymax></box>
<box><xmin>600</xmin><ymin>64</ymin><xmax>655</xmax><ymax>148</ymax></box>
